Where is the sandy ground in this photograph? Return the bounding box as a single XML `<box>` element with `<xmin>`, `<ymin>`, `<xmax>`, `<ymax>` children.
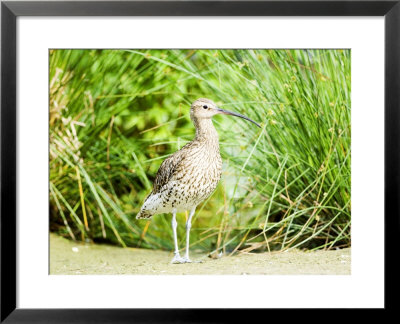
<box><xmin>50</xmin><ymin>233</ymin><xmax>351</xmax><ymax>275</ymax></box>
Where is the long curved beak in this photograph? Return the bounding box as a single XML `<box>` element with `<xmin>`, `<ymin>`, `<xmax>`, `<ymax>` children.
<box><xmin>216</xmin><ymin>108</ymin><xmax>261</xmax><ymax>128</ymax></box>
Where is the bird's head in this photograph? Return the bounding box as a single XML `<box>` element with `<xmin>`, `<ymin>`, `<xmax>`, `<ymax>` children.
<box><xmin>190</xmin><ymin>98</ymin><xmax>260</xmax><ymax>128</ymax></box>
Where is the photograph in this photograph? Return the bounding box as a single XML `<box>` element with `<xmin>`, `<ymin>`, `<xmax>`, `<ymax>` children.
<box><xmin>2</xmin><ymin>0</ymin><xmax>397</xmax><ymax>319</ymax></box>
<box><xmin>49</xmin><ymin>49</ymin><xmax>351</xmax><ymax>275</ymax></box>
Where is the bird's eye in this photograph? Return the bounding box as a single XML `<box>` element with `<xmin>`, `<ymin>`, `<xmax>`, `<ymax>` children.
<box><xmin>203</xmin><ymin>105</ymin><xmax>208</xmax><ymax>109</ymax></box>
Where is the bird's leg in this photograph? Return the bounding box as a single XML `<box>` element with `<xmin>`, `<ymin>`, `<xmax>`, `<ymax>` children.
<box><xmin>171</xmin><ymin>210</ymin><xmax>184</xmax><ymax>264</ymax></box>
<box><xmin>182</xmin><ymin>207</ymin><xmax>196</xmax><ymax>263</ymax></box>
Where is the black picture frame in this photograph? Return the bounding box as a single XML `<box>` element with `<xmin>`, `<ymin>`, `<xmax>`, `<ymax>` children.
<box><xmin>1</xmin><ymin>0</ymin><xmax>399</xmax><ymax>322</ymax></box>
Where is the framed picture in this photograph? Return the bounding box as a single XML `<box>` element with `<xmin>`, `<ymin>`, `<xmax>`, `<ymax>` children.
<box><xmin>1</xmin><ymin>0</ymin><xmax>398</xmax><ymax>321</ymax></box>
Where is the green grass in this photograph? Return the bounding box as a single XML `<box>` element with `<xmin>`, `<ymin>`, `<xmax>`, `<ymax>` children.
<box><xmin>50</xmin><ymin>49</ymin><xmax>351</xmax><ymax>253</ymax></box>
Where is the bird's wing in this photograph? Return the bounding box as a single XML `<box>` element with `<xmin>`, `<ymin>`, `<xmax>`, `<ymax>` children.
<box><xmin>152</xmin><ymin>150</ymin><xmax>185</xmax><ymax>193</ymax></box>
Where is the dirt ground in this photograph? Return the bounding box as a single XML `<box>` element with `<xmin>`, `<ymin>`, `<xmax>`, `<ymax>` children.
<box><xmin>50</xmin><ymin>233</ymin><xmax>351</xmax><ymax>275</ymax></box>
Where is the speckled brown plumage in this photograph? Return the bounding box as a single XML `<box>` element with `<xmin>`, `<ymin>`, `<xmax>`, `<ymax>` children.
<box><xmin>137</xmin><ymin>99</ymin><xmax>222</xmax><ymax>219</ymax></box>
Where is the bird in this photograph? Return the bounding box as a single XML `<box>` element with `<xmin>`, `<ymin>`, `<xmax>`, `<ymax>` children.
<box><xmin>136</xmin><ymin>98</ymin><xmax>260</xmax><ymax>264</ymax></box>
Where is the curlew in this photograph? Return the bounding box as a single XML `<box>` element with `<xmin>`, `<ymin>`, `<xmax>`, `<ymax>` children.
<box><xmin>136</xmin><ymin>98</ymin><xmax>260</xmax><ymax>263</ymax></box>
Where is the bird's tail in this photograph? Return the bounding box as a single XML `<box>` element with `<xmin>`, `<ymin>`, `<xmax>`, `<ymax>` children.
<box><xmin>136</xmin><ymin>193</ymin><xmax>156</xmax><ymax>219</ymax></box>
<box><xmin>136</xmin><ymin>209</ymin><xmax>154</xmax><ymax>220</ymax></box>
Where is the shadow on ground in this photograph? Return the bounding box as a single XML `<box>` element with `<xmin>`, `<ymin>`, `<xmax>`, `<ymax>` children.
<box><xmin>50</xmin><ymin>233</ymin><xmax>351</xmax><ymax>275</ymax></box>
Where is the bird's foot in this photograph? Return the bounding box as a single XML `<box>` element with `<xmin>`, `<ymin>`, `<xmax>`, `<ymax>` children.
<box><xmin>181</xmin><ymin>257</ymin><xmax>192</xmax><ymax>263</ymax></box>
<box><xmin>171</xmin><ymin>254</ymin><xmax>186</xmax><ymax>264</ymax></box>
<box><xmin>182</xmin><ymin>256</ymin><xmax>203</xmax><ymax>263</ymax></box>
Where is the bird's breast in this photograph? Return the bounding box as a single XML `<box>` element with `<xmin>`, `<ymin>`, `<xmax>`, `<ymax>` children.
<box><xmin>171</xmin><ymin>147</ymin><xmax>222</xmax><ymax>207</ymax></box>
